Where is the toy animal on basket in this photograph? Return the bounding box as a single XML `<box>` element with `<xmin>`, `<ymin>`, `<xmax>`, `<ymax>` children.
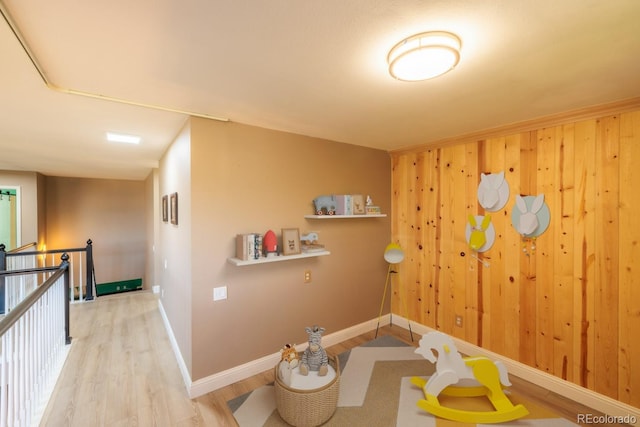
<box><xmin>411</xmin><ymin>331</ymin><xmax>529</xmax><ymax>424</ymax></box>
<box><xmin>277</xmin><ymin>343</ymin><xmax>300</xmax><ymax>385</ymax></box>
<box><xmin>300</xmin><ymin>325</ymin><xmax>328</xmax><ymax>376</ymax></box>
<box><xmin>280</xmin><ymin>343</ymin><xmax>300</xmax><ymax>367</ymax></box>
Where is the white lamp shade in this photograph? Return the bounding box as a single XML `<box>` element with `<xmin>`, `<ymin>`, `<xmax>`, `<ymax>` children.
<box><xmin>384</xmin><ymin>243</ymin><xmax>404</xmax><ymax>264</ymax></box>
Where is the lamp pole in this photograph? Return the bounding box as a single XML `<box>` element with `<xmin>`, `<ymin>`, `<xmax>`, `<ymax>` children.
<box><xmin>375</xmin><ymin>244</ymin><xmax>414</xmax><ymax>341</ymax></box>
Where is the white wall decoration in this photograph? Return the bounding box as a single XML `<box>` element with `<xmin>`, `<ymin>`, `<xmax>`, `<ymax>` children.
<box><xmin>477</xmin><ymin>171</ymin><xmax>509</xmax><ymax>212</ymax></box>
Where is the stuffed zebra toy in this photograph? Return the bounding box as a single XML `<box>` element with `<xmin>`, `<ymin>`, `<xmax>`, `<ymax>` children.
<box><xmin>299</xmin><ymin>325</ymin><xmax>328</xmax><ymax>376</ymax></box>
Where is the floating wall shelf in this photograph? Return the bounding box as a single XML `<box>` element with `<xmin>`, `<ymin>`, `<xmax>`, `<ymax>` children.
<box><xmin>227</xmin><ymin>250</ymin><xmax>330</xmax><ymax>266</ymax></box>
<box><xmin>304</xmin><ymin>214</ymin><xmax>386</xmax><ymax>219</ymax></box>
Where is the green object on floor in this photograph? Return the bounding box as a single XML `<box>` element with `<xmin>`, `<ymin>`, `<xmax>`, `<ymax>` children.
<box><xmin>96</xmin><ymin>278</ymin><xmax>142</xmax><ymax>296</ymax></box>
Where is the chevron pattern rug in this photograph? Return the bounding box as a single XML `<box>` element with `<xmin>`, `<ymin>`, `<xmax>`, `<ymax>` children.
<box><xmin>228</xmin><ymin>336</ymin><xmax>579</xmax><ymax>426</ymax></box>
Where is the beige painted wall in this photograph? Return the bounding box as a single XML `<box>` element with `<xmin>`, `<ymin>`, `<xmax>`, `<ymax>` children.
<box><xmin>45</xmin><ymin>176</ymin><xmax>146</xmax><ymax>285</ymax></box>
<box><xmin>144</xmin><ymin>169</ymin><xmax>159</xmax><ymax>293</ymax></box>
<box><xmin>184</xmin><ymin>118</ymin><xmax>391</xmax><ymax>380</ymax></box>
<box><xmin>37</xmin><ymin>173</ymin><xmax>47</xmax><ymax>247</ymax></box>
<box><xmin>157</xmin><ymin>122</ymin><xmax>193</xmax><ymax>374</ymax></box>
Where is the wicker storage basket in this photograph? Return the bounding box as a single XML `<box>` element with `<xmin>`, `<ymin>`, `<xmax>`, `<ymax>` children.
<box><xmin>274</xmin><ymin>356</ymin><xmax>340</xmax><ymax>427</ymax></box>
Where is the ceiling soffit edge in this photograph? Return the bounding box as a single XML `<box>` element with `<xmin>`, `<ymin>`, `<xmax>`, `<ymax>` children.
<box><xmin>0</xmin><ymin>4</ymin><xmax>229</xmax><ymax>123</ymax></box>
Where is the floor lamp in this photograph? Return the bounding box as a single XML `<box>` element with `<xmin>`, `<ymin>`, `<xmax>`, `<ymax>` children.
<box><xmin>375</xmin><ymin>243</ymin><xmax>413</xmax><ymax>341</ymax></box>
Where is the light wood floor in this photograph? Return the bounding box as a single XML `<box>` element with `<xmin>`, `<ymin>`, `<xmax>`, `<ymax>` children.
<box><xmin>41</xmin><ymin>290</ymin><xmax>610</xmax><ymax>426</ymax></box>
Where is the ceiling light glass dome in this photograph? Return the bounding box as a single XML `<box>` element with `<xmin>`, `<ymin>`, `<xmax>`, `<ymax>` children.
<box><xmin>388</xmin><ymin>31</ymin><xmax>461</xmax><ymax>81</ymax></box>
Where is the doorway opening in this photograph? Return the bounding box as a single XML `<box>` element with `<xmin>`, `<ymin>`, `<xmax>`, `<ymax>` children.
<box><xmin>0</xmin><ymin>186</ymin><xmax>21</xmax><ymax>250</ymax></box>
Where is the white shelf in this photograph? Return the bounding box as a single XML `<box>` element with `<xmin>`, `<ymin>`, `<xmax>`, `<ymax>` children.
<box><xmin>227</xmin><ymin>250</ymin><xmax>330</xmax><ymax>266</ymax></box>
<box><xmin>304</xmin><ymin>214</ymin><xmax>386</xmax><ymax>219</ymax></box>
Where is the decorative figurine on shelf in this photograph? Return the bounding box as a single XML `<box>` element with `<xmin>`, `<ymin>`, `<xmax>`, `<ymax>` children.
<box><xmin>365</xmin><ymin>194</ymin><xmax>382</xmax><ymax>215</ymax></box>
<box><xmin>263</xmin><ymin>229</ymin><xmax>278</xmax><ymax>257</ymax></box>
<box><xmin>300</xmin><ymin>232</ymin><xmax>319</xmax><ymax>245</ymax></box>
<box><xmin>313</xmin><ymin>195</ymin><xmax>336</xmax><ymax>215</ymax></box>
<box><xmin>300</xmin><ymin>232</ymin><xmax>325</xmax><ymax>253</ymax></box>
<box><xmin>299</xmin><ymin>325</ymin><xmax>328</xmax><ymax>376</ymax></box>
<box><xmin>411</xmin><ymin>331</ymin><xmax>528</xmax><ymax>423</ymax></box>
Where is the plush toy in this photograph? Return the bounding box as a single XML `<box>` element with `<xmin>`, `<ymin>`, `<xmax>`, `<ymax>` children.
<box><xmin>277</xmin><ymin>344</ymin><xmax>299</xmax><ymax>385</ymax></box>
<box><xmin>280</xmin><ymin>343</ymin><xmax>300</xmax><ymax>368</ymax></box>
<box><xmin>300</xmin><ymin>325</ymin><xmax>328</xmax><ymax>376</ymax></box>
<box><xmin>278</xmin><ymin>360</ymin><xmax>293</xmax><ymax>385</ymax></box>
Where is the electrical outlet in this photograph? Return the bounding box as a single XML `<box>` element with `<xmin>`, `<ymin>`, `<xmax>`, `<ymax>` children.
<box><xmin>455</xmin><ymin>315</ymin><xmax>463</xmax><ymax>327</ymax></box>
<box><xmin>304</xmin><ymin>270</ymin><xmax>312</xmax><ymax>283</ymax></box>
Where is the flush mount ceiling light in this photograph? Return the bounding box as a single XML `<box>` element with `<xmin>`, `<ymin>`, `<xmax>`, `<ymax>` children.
<box><xmin>106</xmin><ymin>132</ymin><xmax>141</xmax><ymax>144</ymax></box>
<box><xmin>387</xmin><ymin>31</ymin><xmax>461</xmax><ymax>82</ymax></box>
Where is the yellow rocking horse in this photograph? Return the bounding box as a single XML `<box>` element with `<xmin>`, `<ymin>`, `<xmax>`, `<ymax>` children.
<box><xmin>411</xmin><ymin>332</ymin><xmax>529</xmax><ymax>424</ymax></box>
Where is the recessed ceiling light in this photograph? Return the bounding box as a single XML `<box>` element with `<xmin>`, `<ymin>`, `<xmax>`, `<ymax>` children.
<box><xmin>106</xmin><ymin>132</ymin><xmax>141</xmax><ymax>144</ymax></box>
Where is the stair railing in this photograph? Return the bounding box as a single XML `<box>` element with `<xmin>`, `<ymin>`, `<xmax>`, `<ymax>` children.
<box><xmin>0</xmin><ymin>240</ymin><xmax>95</xmax><ymax>315</ymax></box>
<box><xmin>0</xmin><ymin>254</ymin><xmax>71</xmax><ymax>427</ymax></box>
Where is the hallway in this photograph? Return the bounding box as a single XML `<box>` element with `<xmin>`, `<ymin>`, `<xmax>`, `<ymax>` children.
<box><xmin>41</xmin><ymin>291</ymin><xmax>205</xmax><ymax>426</ymax></box>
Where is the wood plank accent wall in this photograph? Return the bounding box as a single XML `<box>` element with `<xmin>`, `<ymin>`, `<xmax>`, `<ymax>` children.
<box><xmin>390</xmin><ymin>108</ymin><xmax>640</xmax><ymax>406</ymax></box>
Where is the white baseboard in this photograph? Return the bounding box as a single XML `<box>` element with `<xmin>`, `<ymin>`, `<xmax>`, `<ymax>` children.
<box><xmin>189</xmin><ymin>314</ymin><xmax>391</xmax><ymax>398</ymax></box>
<box><xmin>393</xmin><ymin>315</ymin><xmax>640</xmax><ymax>426</ymax></box>
<box><xmin>158</xmin><ymin>300</ymin><xmax>391</xmax><ymax>398</ymax></box>
<box><xmin>157</xmin><ymin>299</ymin><xmax>193</xmax><ymax>396</ymax></box>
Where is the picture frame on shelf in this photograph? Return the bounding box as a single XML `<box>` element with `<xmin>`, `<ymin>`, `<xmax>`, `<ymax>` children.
<box><xmin>352</xmin><ymin>194</ymin><xmax>366</xmax><ymax>214</ymax></box>
<box><xmin>281</xmin><ymin>228</ymin><xmax>301</xmax><ymax>255</ymax></box>
<box><xmin>170</xmin><ymin>192</ymin><xmax>178</xmax><ymax>225</ymax></box>
<box><xmin>162</xmin><ymin>195</ymin><xmax>168</xmax><ymax>222</ymax></box>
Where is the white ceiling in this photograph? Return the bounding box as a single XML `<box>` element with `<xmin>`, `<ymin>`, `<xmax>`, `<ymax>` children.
<box><xmin>1</xmin><ymin>0</ymin><xmax>640</xmax><ymax>180</ymax></box>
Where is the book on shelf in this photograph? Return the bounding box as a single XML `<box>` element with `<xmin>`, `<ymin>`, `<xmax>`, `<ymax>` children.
<box><xmin>331</xmin><ymin>194</ymin><xmax>366</xmax><ymax>215</ymax></box>
<box><xmin>235</xmin><ymin>233</ymin><xmax>264</xmax><ymax>260</ymax></box>
<box><xmin>335</xmin><ymin>194</ymin><xmax>352</xmax><ymax>215</ymax></box>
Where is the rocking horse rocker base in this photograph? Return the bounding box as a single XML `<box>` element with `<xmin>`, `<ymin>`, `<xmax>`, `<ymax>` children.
<box><xmin>412</xmin><ymin>376</ymin><xmax>529</xmax><ymax>424</ymax></box>
<box><xmin>412</xmin><ymin>332</ymin><xmax>529</xmax><ymax>424</ymax></box>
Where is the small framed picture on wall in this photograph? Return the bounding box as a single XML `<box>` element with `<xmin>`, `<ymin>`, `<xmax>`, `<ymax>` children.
<box><xmin>281</xmin><ymin>228</ymin><xmax>301</xmax><ymax>255</ymax></box>
<box><xmin>162</xmin><ymin>195</ymin><xmax>168</xmax><ymax>222</ymax></box>
<box><xmin>170</xmin><ymin>192</ymin><xmax>178</xmax><ymax>225</ymax></box>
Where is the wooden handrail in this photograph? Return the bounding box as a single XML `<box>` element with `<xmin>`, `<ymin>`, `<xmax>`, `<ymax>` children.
<box><xmin>6</xmin><ymin>241</ymin><xmax>37</xmax><ymax>254</ymax></box>
<box><xmin>0</xmin><ymin>256</ymin><xmax>71</xmax><ymax>343</ymax></box>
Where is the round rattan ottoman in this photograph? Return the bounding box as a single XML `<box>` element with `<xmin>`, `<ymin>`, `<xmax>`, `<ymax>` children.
<box><xmin>274</xmin><ymin>356</ymin><xmax>340</xmax><ymax>427</ymax></box>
